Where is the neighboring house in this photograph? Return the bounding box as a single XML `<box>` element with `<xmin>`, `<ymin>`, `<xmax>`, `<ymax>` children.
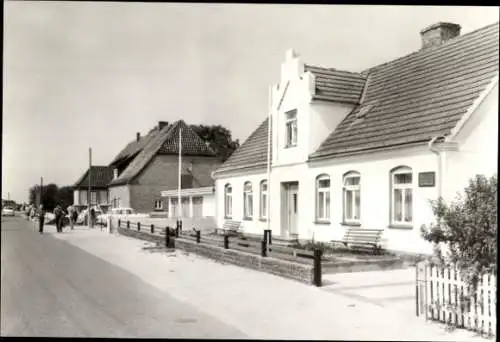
<box><xmin>73</xmin><ymin>166</ymin><xmax>114</xmax><ymax>212</ymax></box>
<box><xmin>108</xmin><ymin>120</ymin><xmax>222</xmax><ymax>215</ymax></box>
<box><xmin>213</xmin><ymin>22</ymin><xmax>499</xmax><ymax>254</ymax></box>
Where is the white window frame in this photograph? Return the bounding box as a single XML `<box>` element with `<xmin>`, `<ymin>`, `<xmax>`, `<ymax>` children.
<box><xmin>343</xmin><ymin>171</ymin><xmax>361</xmax><ymax>223</ymax></box>
<box><xmin>391</xmin><ymin>167</ymin><xmax>413</xmax><ymax>225</ymax></box>
<box><xmin>224</xmin><ymin>184</ymin><xmax>232</xmax><ymax>218</ymax></box>
<box><xmin>316</xmin><ymin>174</ymin><xmax>330</xmax><ymax>222</ymax></box>
<box><xmin>154</xmin><ymin>200</ymin><xmax>163</xmax><ymax>210</ymax></box>
<box><xmin>285</xmin><ymin>109</ymin><xmax>298</xmax><ymax>147</ymax></box>
<box><xmin>260</xmin><ymin>180</ymin><xmax>268</xmax><ymax>219</ymax></box>
<box><xmin>243</xmin><ymin>181</ymin><xmax>253</xmax><ymax>219</ymax></box>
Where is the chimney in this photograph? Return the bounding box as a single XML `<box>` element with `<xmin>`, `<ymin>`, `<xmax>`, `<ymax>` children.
<box><xmin>136</xmin><ymin>132</ymin><xmax>141</xmax><ymax>142</ymax></box>
<box><xmin>420</xmin><ymin>22</ymin><xmax>461</xmax><ymax>50</ymax></box>
<box><xmin>158</xmin><ymin>121</ymin><xmax>168</xmax><ymax>130</ymax></box>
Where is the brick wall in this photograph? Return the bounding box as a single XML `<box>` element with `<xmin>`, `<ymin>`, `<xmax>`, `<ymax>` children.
<box><xmin>129</xmin><ymin>155</ymin><xmax>222</xmax><ymax>213</ymax></box>
<box><xmin>118</xmin><ymin>227</ymin><xmax>315</xmax><ymax>285</ymax></box>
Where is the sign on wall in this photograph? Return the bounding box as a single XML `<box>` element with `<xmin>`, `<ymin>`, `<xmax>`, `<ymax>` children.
<box><xmin>418</xmin><ymin>172</ymin><xmax>436</xmax><ymax>187</ymax></box>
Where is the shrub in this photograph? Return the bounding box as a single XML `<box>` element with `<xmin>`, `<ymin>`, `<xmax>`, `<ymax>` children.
<box><xmin>421</xmin><ymin>174</ymin><xmax>497</xmax><ymax>294</ymax></box>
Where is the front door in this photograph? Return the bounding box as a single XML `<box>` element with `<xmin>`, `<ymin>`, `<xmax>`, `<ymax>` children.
<box><xmin>283</xmin><ymin>182</ymin><xmax>299</xmax><ymax>237</ymax></box>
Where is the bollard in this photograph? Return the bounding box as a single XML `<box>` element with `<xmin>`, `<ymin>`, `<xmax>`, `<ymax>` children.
<box><xmin>196</xmin><ymin>230</ymin><xmax>201</xmax><ymax>243</ymax></box>
<box><xmin>137</xmin><ymin>222</ymin><xmax>141</xmax><ymax>232</ymax></box>
<box><xmin>261</xmin><ymin>240</ymin><xmax>267</xmax><ymax>257</ymax></box>
<box><xmin>127</xmin><ymin>221</ymin><xmax>130</xmax><ymax>229</ymax></box>
<box><xmin>268</xmin><ymin>230</ymin><xmax>272</xmax><ymax>245</ymax></box>
<box><xmin>165</xmin><ymin>228</ymin><xmax>170</xmax><ymax>248</ymax></box>
<box><xmin>151</xmin><ymin>224</ymin><xmax>154</xmax><ymax>234</ymax></box>
<box><xmin>118</xmin><ymin>219</ymin><xmax>121</xmax><ymax>227</ymax></box>
<box><xmin>223</xmin><ymin>235</ymin><xmax>229</xmax><ymax>249</ymax></box>
<box><xmin>313</xmin><ymin>248</ymin><xmax>323</xmax><ymax>287</ymax></box>
<box><xmin>263</xmin><ymin>230</ymin><xmax>268</xmax><ymax>244</ymax></box>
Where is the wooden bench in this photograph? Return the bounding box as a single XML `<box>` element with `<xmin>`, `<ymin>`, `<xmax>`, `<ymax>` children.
<box><xmin>332</xmin><ymin>227</ymin><xmax>384</xmax><ymax>254</ymax></box>
<box><xmin>215</xmin><ymin>220</ymin><xmax>242</xmax><ymax>236</ymax></box>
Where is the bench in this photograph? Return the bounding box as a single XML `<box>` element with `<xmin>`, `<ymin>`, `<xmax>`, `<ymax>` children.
<box><xmin>215</xmin><ymin>220</ymin><xmax>242</xmax><ymax>236</ymax></box>
<box><xmin>332</xmin><ymin>227</ymin><xmax>384</xmax><ymax>254</ymax></box>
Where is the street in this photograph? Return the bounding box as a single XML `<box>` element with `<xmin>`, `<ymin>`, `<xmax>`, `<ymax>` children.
<box><xmin>0</xmin><ymin>215</ymin><xmax>245</xmax><ymax>338</ymax></box>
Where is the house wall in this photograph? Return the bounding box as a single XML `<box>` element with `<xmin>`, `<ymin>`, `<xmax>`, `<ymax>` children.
<box><xmin>202</xmin><ymin>195</ymin><xmax>216</xmax><ymax>217</ymax></box>
<box><xmin>108</xmin><ymin>185</ymin><xmax>131</xmax><ymax>209</ymax></box>
<box><xmin>73</xmin><ymin>190</ymin><xmax>79</xmax><ymax>205</ymax></box>
<box><xmin>129</xmin><ymin>154</ymin><xmax>221</xmax><ymax>213</ymax></box>
<box><xmin>444</xmin><ymin>83</ymin><xmax>498</xmax><ymax>201</ymax></box>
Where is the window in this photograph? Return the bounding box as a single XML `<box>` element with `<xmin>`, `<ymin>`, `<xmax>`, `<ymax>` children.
<box><xmin>285</xmin><ymin>110</ymin><xmax>298</xmax><ymax>147</ymax></box>
<box><xmin>192</xmin><ymin>196</ymin><xmax>203</xmax><ymax>218</ymax></box>
<box><xmin>171</xmin><ymin>198</ymin><xmax>178</xmax><ymax>218</ymax></box>
<box><xmin>224</xmin><ymin>184</ymin><xmax>232</xmax><ymax>218</ymax></box>
<box><xmin>80</xmin><ymin>191</ymin><xmax>88</xmax><ymax>205</ymax></box>
<box><xmin>316</xmin><ymin>175</ymin><xmax>330</xmax><ymax>221</ymax></box>
<box><xmin>260</xmin><ymin>180</ymin><xmax>268</xmax><ymax>219</ymax></box>
<box><xmin>181</xmin><ymin>197</ymin><xmax>190</xmax><ymax>218</ymax></box>
<box><xmin>243</xmin><ymin>181</ymin><xmax>253</xmax><ymax>219</ymax></box>
<box><xmin>154</xmin><ymin>200</ymin><xmax>163</xmax><ymax>210</ymax></box>
<box><xmin>391</xmin><ymin>167</ymin><xmax>413</xmax><ymax>225</ymax></box>
<box><xmin>91</xmin><ymin>191</ymin><xmax>97</xmax><ymax>205</ymax></box>
<box><xmin>343</xmin><ymin>171</ymin><xmax>361</xmax><ymax>222</ymax></box>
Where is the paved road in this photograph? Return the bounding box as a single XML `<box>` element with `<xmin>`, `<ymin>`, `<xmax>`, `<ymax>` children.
<box><xmin>0</xmin><ymin>216</ymin><xmax>246</xmax><ymax>338</ymax></box>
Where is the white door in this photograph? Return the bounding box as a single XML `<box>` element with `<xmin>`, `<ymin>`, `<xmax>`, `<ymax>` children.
<box><xmin>284</xmin><ymin>182</ymin><xmax>299</xmax><ymax>237</ymax></box>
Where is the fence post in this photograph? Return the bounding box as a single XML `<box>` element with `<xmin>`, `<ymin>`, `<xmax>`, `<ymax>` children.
<box><xmin>151</xmin><ymin>224</ymin><xmax>154</xmax><ymax>234</ymax></box>
<box><xmin>268</xmin><ymin>229</ymin><xmax>272</xmax><ymax>245</ymax></box>
<box><xmin>196</xmin><ymin>230</ymin><xmax>201</xmax><ymax>243</ymax></box>
<box><xmin>313</xmin><ymin>248</ymin><xmax>322</xmax><ymax>287</ymax></box>
<box><xmin>175</xmin><ymin>226</ymin><xmax>179</xmax><ymax>237</ymax></box>
<box><xmin>165</xmin><ymin>227</ymin><xmax>170</xmax><ymax>248</ymax></box>
<box><xmin>127</xmin><ymin>221</ymin><xmax>130</xmax><ymax>229</ymax></box>
<box><xmin>118</xmin><ymin>219</ymin><xmax>121</xmax><ymax>227</ymax></box>
<box><xmin>137</xmin><ymin>222</ymin><xmax>141</xmax><ymax>232</ymax></box>
<box><xmin>263</xmin><ymin>230</ymin><xmax>268</xmax><ymax>244</ymax></box>
<box><xmin>261</xmin><ymin>240</ymin><xmax>267</xmax><ymax>257</ymax></box>
<box><xmin>224</xmin><ymin>235</ymin><xmax>229</xmax><ymax>249</ymax></box>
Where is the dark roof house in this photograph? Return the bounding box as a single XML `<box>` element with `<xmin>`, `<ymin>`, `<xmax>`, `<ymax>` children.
<box><xmin>215</xmin><ymin>21</ymin><xmax>499</xmax><ymax>173</ymax></box>
<box><xmin>73</xmin><ymin>166</ymin><xmax>114</xmax><ymax>189</ymax></box>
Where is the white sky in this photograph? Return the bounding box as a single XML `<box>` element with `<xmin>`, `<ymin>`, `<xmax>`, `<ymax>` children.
<box><xmin>3</xmin><ymin>3</ymin><xmax>499</xmax><ymax>203</ymax></box>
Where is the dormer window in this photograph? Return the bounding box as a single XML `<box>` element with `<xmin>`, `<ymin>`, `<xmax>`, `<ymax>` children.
<box><xmin>285</xmin><ymin>109</ymin><xmax>297</xmax><ymax>147</ymax></box>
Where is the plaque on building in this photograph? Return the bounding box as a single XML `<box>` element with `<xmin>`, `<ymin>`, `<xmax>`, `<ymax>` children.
<box><xmin>418</xmin><ymin>172</ymin><xmax>435</xmax><ymax>187</ymax></box>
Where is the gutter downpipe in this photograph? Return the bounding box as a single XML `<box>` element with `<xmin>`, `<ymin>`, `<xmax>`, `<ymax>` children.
<box><xmin>266</xmin><ymin>85</ymin><xmax>273</xmax><ymax>238</ymax></box>
<box><xmin>428</xmin><ymin>136</ymin><xmax>444</xmax><ymax>200</ymax></box>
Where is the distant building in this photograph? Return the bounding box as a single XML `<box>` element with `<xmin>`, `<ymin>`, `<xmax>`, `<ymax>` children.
<box><xmin>72</xmin><ymin>166</ymin><xmax>114</xmax><ymax>211</ymax></box>
<box><xmin>108</xmin><ymin>120</ymin><xmax>222</xmax><ymax>215</ymax></box>
<box><xmin>213</xmin><ymin>22</ymin><xmax>499</xmax><ymax>254</ymax></box>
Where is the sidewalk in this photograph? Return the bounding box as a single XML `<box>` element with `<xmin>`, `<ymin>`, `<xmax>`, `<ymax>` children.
<box><xmin>51</xmin><ymin>228</ymin><xmax>491</xmax><ymax>341</ymax></box>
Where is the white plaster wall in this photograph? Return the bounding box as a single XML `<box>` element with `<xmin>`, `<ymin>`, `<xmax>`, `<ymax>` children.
<box><xmin>202</xmin><ymin>194</ymin><xmax>216</xmax><ymax>218</ymax></box>
<box><xmin>73</xmin><ymin>190</ymin><xmax>79</xmax><ymax>205</ymax></box>
<box><xmin>444</xmin><ymin>83</ymin><xmax>498</xmax><ymax>202</ymax></box>
<box><xmin>215</xmin><ymin>171</ymin><xmax>269</xmax><ymax>234</ymax></box>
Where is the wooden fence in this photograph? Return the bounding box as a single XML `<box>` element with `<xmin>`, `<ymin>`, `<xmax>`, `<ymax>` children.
<box><xmin>416</xmin><ymin>262</ymin><xmax>496</xmax><ymax>336</ymax></box>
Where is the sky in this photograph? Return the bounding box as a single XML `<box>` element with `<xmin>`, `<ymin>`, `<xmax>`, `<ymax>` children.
<box><xmin>2</xmin><ymin>3</ymin><xmax>499</xmax><ymax>203</ymax></box>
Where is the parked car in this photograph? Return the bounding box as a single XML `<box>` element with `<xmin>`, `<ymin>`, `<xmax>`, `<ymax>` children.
<box><xmin>76</xmin><ymin>207</ymin><xmax>106</xmax><ymax>226</ymax></box>
<box><xmin>110</xmin><ymin>207</ymin><xmax>136</xmax><ymax>216</ymax></box>
<box><xmin>2</xmin><ymin>207</ymin><xmax>15</xmax><ymax>216</ymax></box>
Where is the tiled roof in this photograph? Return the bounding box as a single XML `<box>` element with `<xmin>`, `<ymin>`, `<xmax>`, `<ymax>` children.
<box><xmin>311</xmin><ymin>22</ymin><xmax>499</xmax><ymax>159</ymax></box>
<box><xmin>214</xmin><ymin>118</ymin><xmax>271</xmax><ymax>175</ymax></box>
<box><xmin>74</xmin><ymin>166</ymin><xmax>114</xmax><ymax>189</ymax></box>
<box><xmin>109</xmin><ymin>128</ymin><xmax>159</xmax><ymax>166</ymax></box>
<box><xmin>305</xmin><ymin>64</ymin><xmax>367</xmax><ymax>104</ymax></box>
<box><xmin>109</xmin><ymin>120</ymin><xmax>216</xmax><ymax>186</ymax></box>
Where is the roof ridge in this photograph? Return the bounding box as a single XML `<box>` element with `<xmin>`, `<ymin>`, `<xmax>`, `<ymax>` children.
<box><xmin>362</xmin><ymin>21</ymin><xmax>499</xmax><ymax>75</ymax></box>
<box><xmin>304</xmin><ymin>63</ymin><xmax>365</xmax><ymax>77</ymax></box>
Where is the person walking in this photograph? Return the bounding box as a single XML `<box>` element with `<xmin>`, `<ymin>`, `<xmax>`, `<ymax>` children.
<box><xmin>38</xmin><ymin>204</ymin><xmax>46</xmax><ymax>234</ymax></box>
<box><xmin>90</xmin><ymin>207</ymin><xmax>96</xmax><ymax>228</ymax></box>
<box><xmin>54</xmin><ymin>204</ymin><xmax>63</xmax><ymax>233</ymax></box>
<box><xmin>67</xmin><ymin>205</ymin><xmax>75</xmax><ymax>230</ymax></box>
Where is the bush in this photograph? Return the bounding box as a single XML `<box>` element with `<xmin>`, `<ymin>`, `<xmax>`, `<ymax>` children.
<box><xmin>421</xmin><ymin>174</ymin><xmax>497</xmax><ymax>293</ymax></box>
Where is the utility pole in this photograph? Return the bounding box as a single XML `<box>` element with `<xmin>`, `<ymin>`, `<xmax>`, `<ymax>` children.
<box><xmin>88</xmin><ymin>147</ymin><xmax>92</xmax><ymax>229</ymax></box>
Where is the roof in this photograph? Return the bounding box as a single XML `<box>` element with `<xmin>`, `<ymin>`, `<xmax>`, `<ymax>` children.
<box><xmin>74</xmin><ymin>166</ymin><xmax>114</xmax><ymax>188</ymax></box>
<box><xmin>311</xmin><ymin>21</ymin><xmax>499</xmax><ymax>159</ymax></box>
<box><xmin>109</xmin><ymin>120</ymin><xmax>216</xmax><ymax>186</ymax></box>
<box><xmin>304</xmin><ymin>64</ymin><xmax>367</xmax><ymax>104</ymax></box>
<box><xmin>109</xmin><ymin>127</ymin><xmax>159</xmax><ymax>166</ymax></box>
<box><xmin>214</xmin><ymin>118</ymin><xmax>271</xmax><ymax>175</ymax></box>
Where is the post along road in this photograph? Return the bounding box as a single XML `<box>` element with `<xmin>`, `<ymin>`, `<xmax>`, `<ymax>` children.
<box><xmin>0</xmin><ymin>215</ymin><xmax>245</xmax><ymax>338</ymax></box>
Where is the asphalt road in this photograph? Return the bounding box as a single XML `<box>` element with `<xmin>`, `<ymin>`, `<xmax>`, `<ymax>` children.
<box><xmin>0</xmin><ymin>215</ymin><xmax>246</xmax><ymax>338</ymax></box>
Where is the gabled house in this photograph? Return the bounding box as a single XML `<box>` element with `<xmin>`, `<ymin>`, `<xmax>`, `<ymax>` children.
<box><xmin>213</xmin><ymin>22</ymin><xmax>499</xmax><ymax>254</ymax></box>
<box><xmin>73</xmin><ymin>166</ymin><xmax>114</xmax><ymax>211</ymax></box>
<box><xmin>108</xmin><ymin>120</ymin><xmax>222</xmax><ymax>215</ymax></box>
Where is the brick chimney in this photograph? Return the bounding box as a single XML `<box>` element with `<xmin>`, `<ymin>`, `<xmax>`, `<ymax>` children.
<box><xmin>420</xmin><ymin>22</ymin><xmax>461</xmax><ymax>50</ymax></box>
<box><xmin>158</xmin><ymin>121</ymin><xmax>168</xmax><ymax>130</ymax></box>
<box><xmin>136</xmin><ymin>132</ymin><xmax>140</xmax><ymax>142</ymax></box>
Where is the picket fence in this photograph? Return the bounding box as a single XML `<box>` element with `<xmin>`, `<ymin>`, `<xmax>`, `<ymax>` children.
<box><xmin>416</xmin><ymin>262</ymin><xmax>496</xmax><ymax>336</ymax></box>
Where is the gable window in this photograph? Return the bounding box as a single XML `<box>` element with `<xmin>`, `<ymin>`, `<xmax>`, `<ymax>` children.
<box><xmin>243</xmin><ymin>181</ymin><xmax>253</xmax><ymax>219</ymax></box>
<box><xmin>391</xmin><ymin>167</ymin><xmax>413</xmax><ymax>225</ymax></box>
<box><xmin>154</xmin><ymin>200</ymin><xmax>163</xmax><ymax>211</ymax></box>
<box><xmin>224</xmin><ymin>184</ymin><xmax>232</xmax><ymax>218</ymax></box>
<box><xmin>316</xmin><ymin>174</ymin><xmax>330</xmax><ymax>221</ymax></box>
<box><xmin>285</xmin><ymin>109</ymin><xmax>298</xmax><ymax>147</ymax></box>
<box><xmin>343</xmin><ymin>171</ymin><xmax>361</xmax><ymax>222</ymax></box>
<box><xmin>260</xmin><ymin>180</ymin><xmax>268</xmax><ymax>219</ymax></box>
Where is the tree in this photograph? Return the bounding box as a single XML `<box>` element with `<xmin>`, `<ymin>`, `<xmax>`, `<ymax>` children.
<box><xmin>190</xmin><ymin>124</ymin><xmax>240</xmax><ymax>162</ymax></box>
<box><xmin>420</xmin><ymin>174</ymin><xmax>497</xmax><ymax>294</ymax></box>
<box><xmin>57</xmin><ymin>186</ymin><xmax>74</xmax><ymax>208</ymax></box>
<box><xmin>28</xmin><ymin>183</ymin><xmax>74</xmax><ymax>212</ymax></box>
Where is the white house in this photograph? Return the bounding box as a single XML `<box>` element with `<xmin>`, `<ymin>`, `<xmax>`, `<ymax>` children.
<box><xmin>160</xmin><ymin>186</ymin><xmax>216</xmax><ymax>219</ymax></box>
<box><xmin>212</xmin><ymin>22</ymin><xmax>499</xmax><ymax>255</ymax></box>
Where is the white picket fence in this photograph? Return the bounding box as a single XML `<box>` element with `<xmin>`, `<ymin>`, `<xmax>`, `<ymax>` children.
<box><xmin>416</xmin><ymin>262</ymin><xmax>496</xmax><ymax>336</ymax></box>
